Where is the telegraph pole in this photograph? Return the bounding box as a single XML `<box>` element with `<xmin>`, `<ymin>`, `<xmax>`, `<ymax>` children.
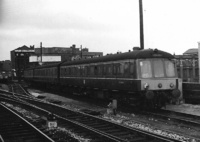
<box><xmin>139</xmin><ymin>0</ymin><xmax>144</xmax><ymax>50</ymax></box>
<box><xmin>80</xmin><ymin>45</ymin><xmax>83</xmax><ymax>58</ymax></box>
<box><xmin>40</xmin><ymin>42</ymin><xmax>43</xmax><ymax>65</ymax></box>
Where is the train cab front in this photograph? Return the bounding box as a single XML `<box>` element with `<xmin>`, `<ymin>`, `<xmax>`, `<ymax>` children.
<box><xmin>138</xmin><ymin>58</ymin><xmax>182</xmax><ymax>108</ymax></box>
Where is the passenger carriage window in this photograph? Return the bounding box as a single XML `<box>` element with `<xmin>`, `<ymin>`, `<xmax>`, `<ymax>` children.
<box><xmin>64</xmin><ymin>68</ymin><xmax>66</xmax><ymax>76</ymax></box>
<box><xmin>98</xmin><ymin>65</ymin><xmax>103</xmax><ymax>76</ymax></box>
<box><xmin>124</xmin><ymin>62</ymin><xmax>129</xmax><ymax>76</ymax></box>
<box><xmin>74</xmin><ymin>67</ymin><xmax>77</xmax><ymax>75</ymax></box>
<box><xmin>80</xmin><ymin>66</ymin><xmax>82</xmax><ymax>75</ymax></box>
<box><xmin>55</xmin><ymin>68</ymin><xmax>57</xmax><ymax>77</ymax></box>
<box><xmin>71</xmin><ymin>67</ymin><xmax>74</xmax><ymax>75</ymax></box>
<box><xmin>65</xmin><ymin>67</ymin><xmax>68</xmax><ymax>75</ymax></box>
<box><xmin>76</xmin><ymin>66</ymin><xmax>79</xmax><ymax>75</ymax></box>
<box><xmin>97</xmin><ymin>66</ymin><xmax>101</xmax><ymax>75</ymax></box>
<box><xmin>153</xmin><ymin>60</ymin><xmax>164</xmax><ymax>77</ymax></box>
<box><xmin>140</xmin><ymin>60</ymin><xmax>152</xmax><ymax>78</ymax></box>
<box><xmin>68</xmin><ymin>67</ymin><xmax>71</xmax><ymax>75</ymax></box>
<box><xmin>52</xmin><ymin>68</ymin><xmax>54</xmax><ymax>76</ymax></box>
<box><xmin>83</xmin><ymin>66</ymin><xmax>86</xmax><ymax>76</ymax></box>
<box><xmin>103</xmin><ymin>65</ymin><xmax>106</xmax><ymax>75</ymax></box>
<box><xmin>52</xmin><ymin>69</ymin><xmax>54</xmax><ymax>76</ymax></box>
<box><xmin>130</xmin><ymin>63</ymin><xmax>134</xmax><ymax>74</ymax></box>
<box><xmin>116</xmin><ymin>64</ymin><xmax>120</xmax><ymax>75</ymax></box>
<box><xmin>165</xmin><ymin>60</ymin><xmax>175</xmax><ymax>77</ymax></box>
<box><xmin>120</xmin><ymin>63</ymin><xmax>124</xmax><ymax>74</ymax></box>
<box><xmin>82</xmin><ymin>66</ymin><xmax>85</xmax><ymax>76</ymax></box>
<box><xmin>72</xmin><ymin>67</ymin><xmax>76</xmax><ymax>75</ymax></box>
<box><xmin>77</xmin><ymin>66</ymin><xmax>80</xmax><ymax>76</ymax></box>
<box><xmin>63</xmin><ymin>68</ymin><xmax>65</xmax><ymax>76</ymax></box>
<box><xmin>107</xmin><ymin>64</ymin><xmax>112</xmax><ymax>75</ymax></box>
<box><xmin>94</xmin><ymin>66</ymin><xmax>98</xmax><ymax>75</ymax></box>
<box><xmin>113</xmin><ymin>64</ymin><xmax>117</xmax><ymax>75</ymax></box>
<box><xmin>86</xmin><ymin>66</ymin><xmax>89</xmax><ymax>75</ymax></box>
<box><xmin>72</xmin><ymin>67</ymin><xmax>74</xmax><ymax>75</ymax></box>
<box><xmin>90</xmin><ymin>66</ymin><xmax>94</xmax><ymax>75</ymax></box>
<box><xmin>61</xmin><ymin>68</ymin><xmax>63</xmax><ymax>76</ymax></box>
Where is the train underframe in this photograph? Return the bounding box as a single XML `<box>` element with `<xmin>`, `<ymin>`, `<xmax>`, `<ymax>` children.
<box><xmin>29</xmin><ymin>80</ymin><xmax>180</xmax><ymax>110</ymax></box>
<box><xmin>59</xmin><ymin>84</ymin><xmax>180</xmax><ymax>110</ymax></box>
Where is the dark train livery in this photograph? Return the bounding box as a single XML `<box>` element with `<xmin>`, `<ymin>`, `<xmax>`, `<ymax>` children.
<box><xmin>24</xmin><ymin>49</ymin><xmax>182</xmax><ymax>108</ymax></box>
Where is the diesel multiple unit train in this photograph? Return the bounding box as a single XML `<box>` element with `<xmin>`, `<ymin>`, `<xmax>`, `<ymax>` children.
<box><xmin>24</xmin><ymin>49</ymin><xmax>182</xmax><ymax>109</ymax></box>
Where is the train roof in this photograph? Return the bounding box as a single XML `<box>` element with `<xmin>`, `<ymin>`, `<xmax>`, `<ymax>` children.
<box><xmin>25</xmin><ymin>63</ymin><xmax>60</xmax><ymax>70</ymax></box>
<box><xmin>61</xmin><ymin>49</ymin><xmax>174</xmax><ymax>66</ymax></box>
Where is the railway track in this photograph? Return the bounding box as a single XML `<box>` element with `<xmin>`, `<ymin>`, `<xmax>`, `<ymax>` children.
<box><xmin>3</xmin><ymin>83</ymin><xmax>200</xmax><ymax>141</ymax></box>
<box><xmin>141</xmin><ymin>109</ymin><xmax>200</xmax><ymax>138</ymax></box>
<box><xmin>0</xmin><ymin>95</ymin><xmax>122</xmax><ymax>141</ymax></box>
<box><xmin>0</xmin><ymin>93</ymin><xmax>121</xmax><ymax>141</ymax></box>
<box><xmin>9</xmin><ymin>83</ymin><xmax>32</xmax><ymax>97</ymax></box>
<box><xmin>0</xmin><ymin>87</ymin><xmax>179</xmax><ymax>142</ymax></box>
<box><xmin>0</xmin><ymin>102</ymin><xmax>54</xmax><ymax>142</ymax></box>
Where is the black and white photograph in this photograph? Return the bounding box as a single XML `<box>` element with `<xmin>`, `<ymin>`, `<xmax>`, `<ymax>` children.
<box><xmin>0</xmin><ymin>0</ymin><xmax>200</xmax><ymax>141</ymax></box>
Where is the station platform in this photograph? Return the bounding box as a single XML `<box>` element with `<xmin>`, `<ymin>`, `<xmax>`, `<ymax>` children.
<box><xmin>166</xmin><ymin>104</ymin><xmax>200</xmax><ymax>116</ymax></box>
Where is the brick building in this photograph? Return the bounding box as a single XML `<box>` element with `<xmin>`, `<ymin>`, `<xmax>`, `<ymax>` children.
<box><xmin>0</xmin><ymin>60</ymin><xmax>12</xmax><ymax>72</ymax></box>
<box><xmin>10</xmin><ymin>45</ymin><xmax>35</xmax><ymax>80</ymax></box>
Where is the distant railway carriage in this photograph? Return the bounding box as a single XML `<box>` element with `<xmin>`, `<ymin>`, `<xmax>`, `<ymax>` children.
<box><xmin>24</xmin><ymin>49</ymin><xmax>182</xmax><ymax>109</ymax></box>
<box><xmin>24</xmin><ymin>68</ymin><xmax>34</xmax><ymax>82</ymax></box>
<box><xmin>33</xmin><ymin>64</ymin><xmax>59</xmax><ymax>84</ymax></box>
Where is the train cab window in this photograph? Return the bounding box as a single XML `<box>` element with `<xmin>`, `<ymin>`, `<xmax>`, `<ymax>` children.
<box><xmin>140</xmin><ymin>60</ymin><xmax>152</xmax><ymax>78</ymax></box>
<box><xmin>165</xmin><ymin>60</ymin><xmax>175</xmax><ymax>77</ymax></box>
<box><xmin>153</xmin><ymin>60</ymin><xmax>164</xmax><ymax>77</ymax></box>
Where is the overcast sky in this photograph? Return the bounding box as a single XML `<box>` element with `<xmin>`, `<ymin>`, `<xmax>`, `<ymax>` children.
<box><xmin>1</xmin><ymin>0</ymin><xmax>200</xmax><ymax>60</ymax></box>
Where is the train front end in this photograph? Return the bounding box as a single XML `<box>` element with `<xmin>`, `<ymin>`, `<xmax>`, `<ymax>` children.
<box><xmin>137</xmin><ymin>51</ymin><xmax>182</xmax><ymax>108</ymax></box>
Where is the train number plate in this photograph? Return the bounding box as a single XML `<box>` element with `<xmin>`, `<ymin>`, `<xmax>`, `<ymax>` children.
<box><xmin>47</xmin><ymin>121</ymin><xmax>57</xmax><ymax>128</ymax></box>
